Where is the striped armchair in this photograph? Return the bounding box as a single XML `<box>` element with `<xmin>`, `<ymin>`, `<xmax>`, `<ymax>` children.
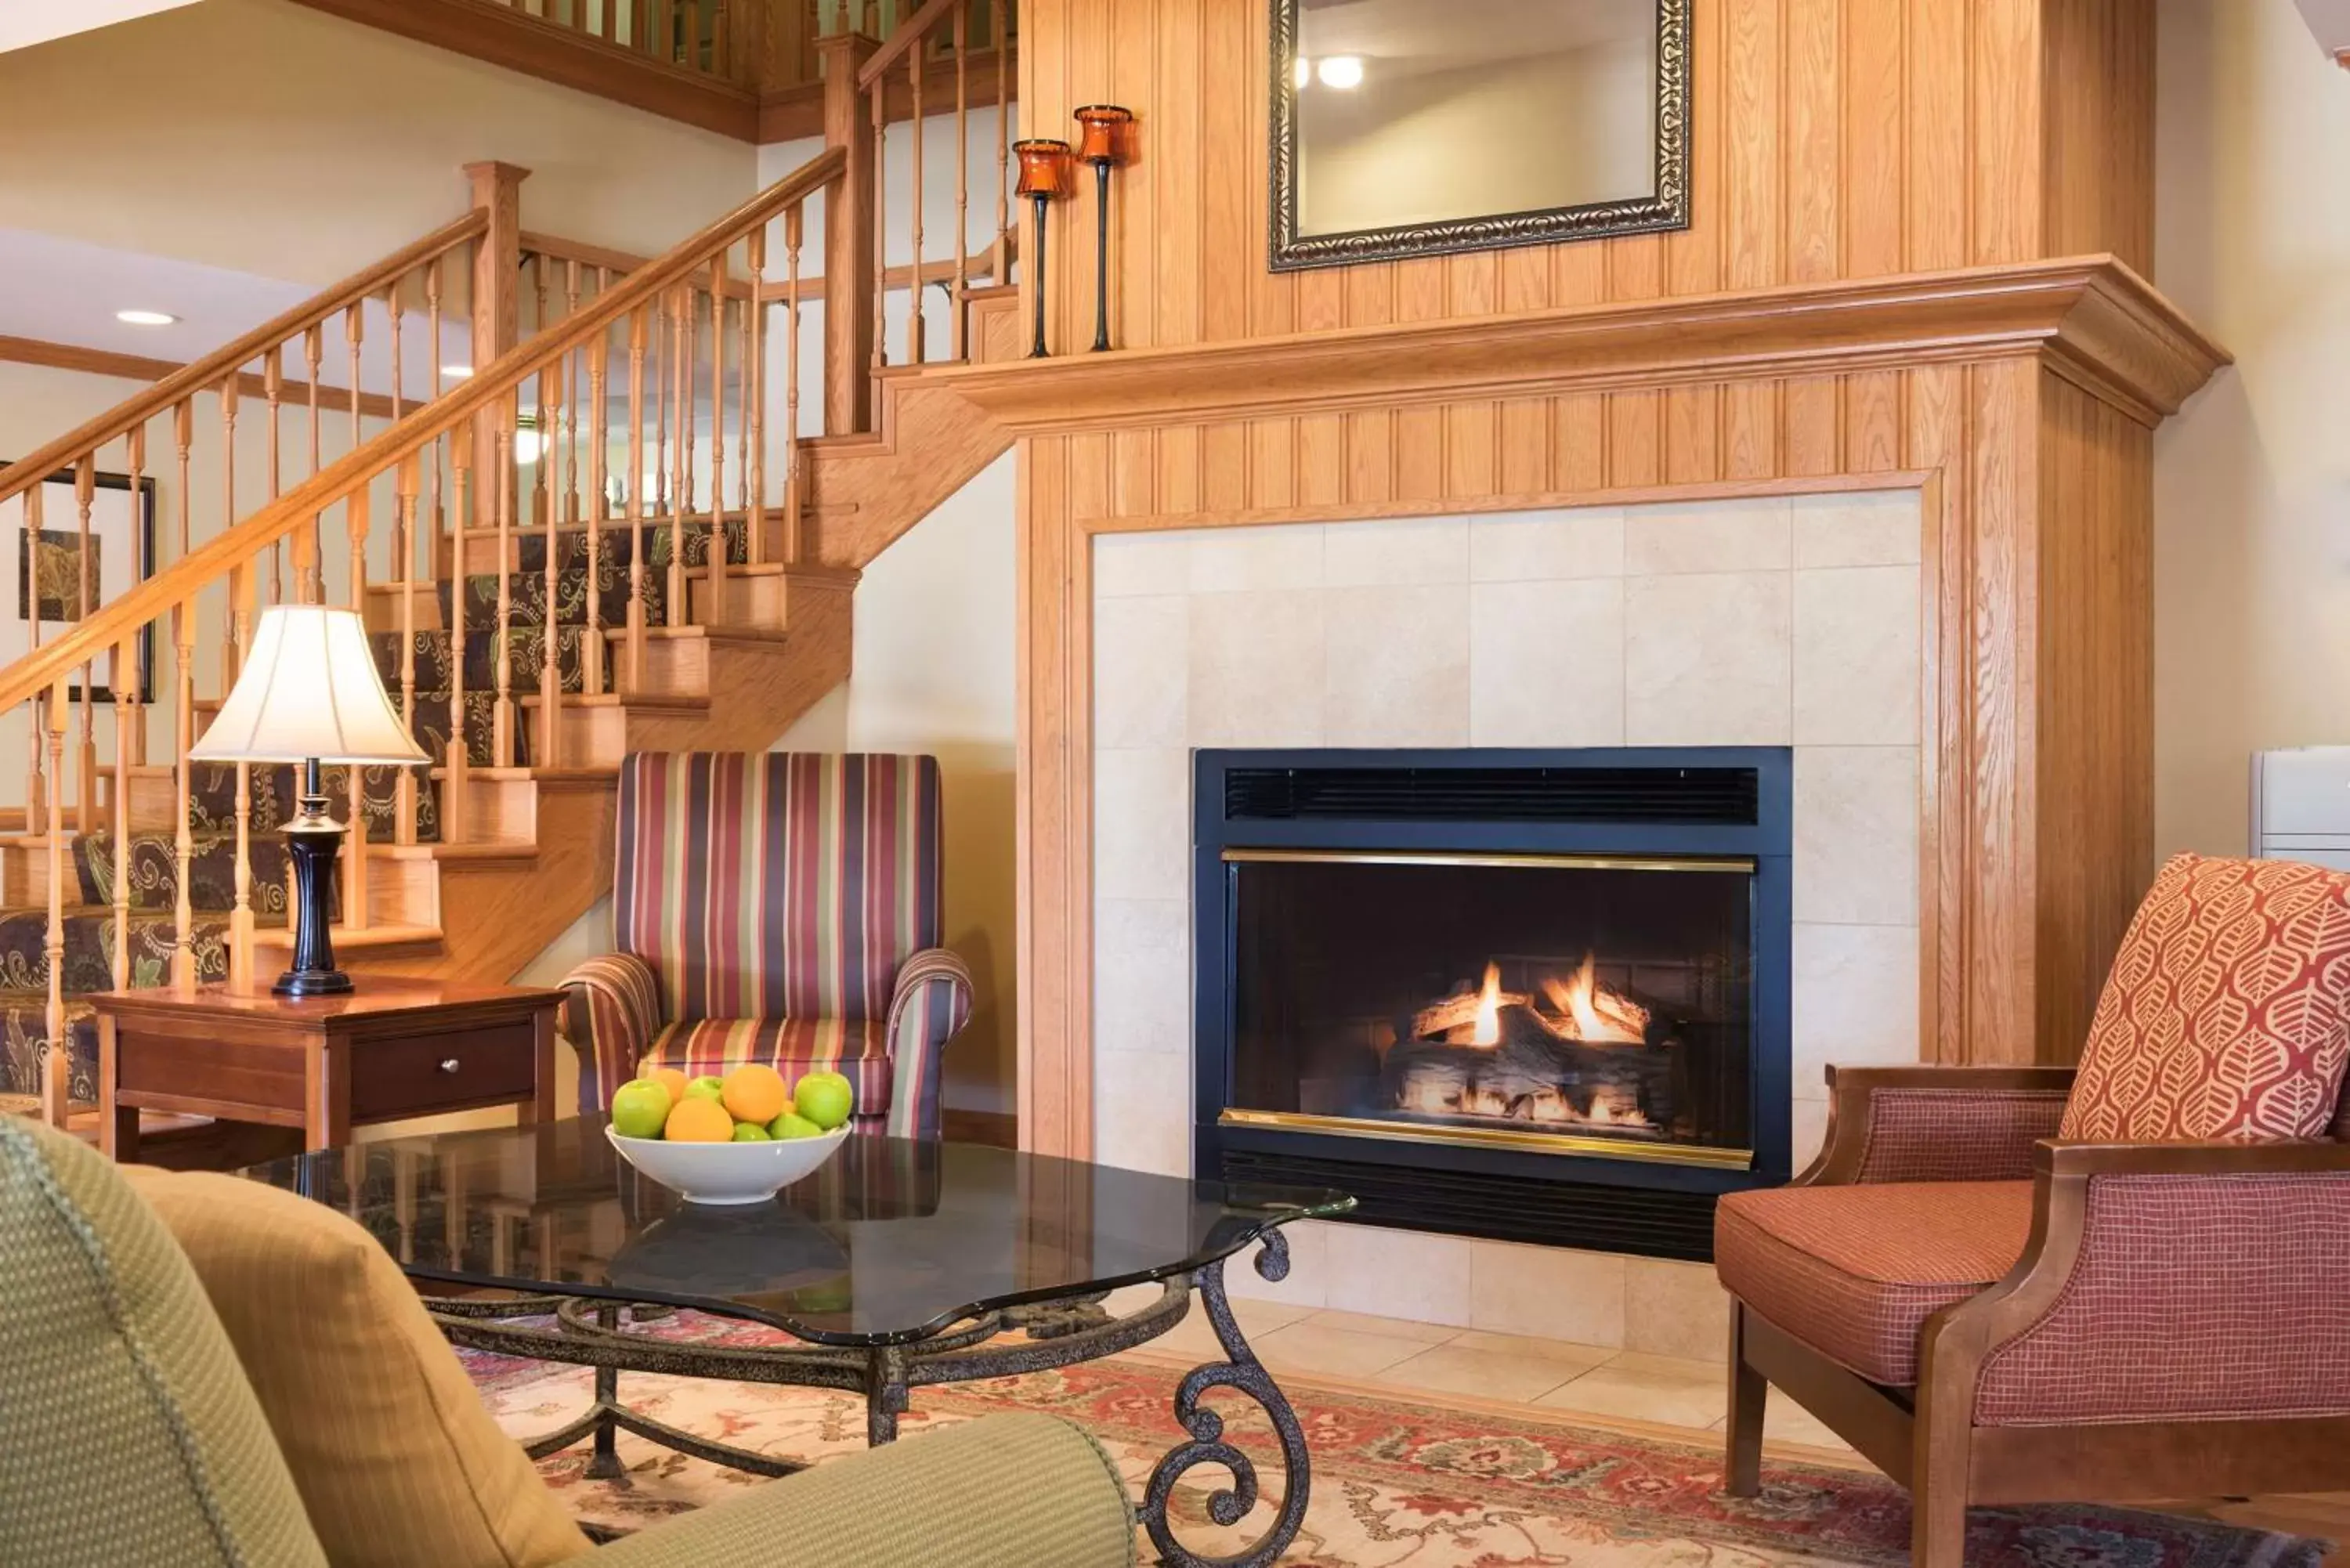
<box><xmin>561</xmin><ymin>753</ymin><xmax>973</xmax><ymax>1140</ymax></box>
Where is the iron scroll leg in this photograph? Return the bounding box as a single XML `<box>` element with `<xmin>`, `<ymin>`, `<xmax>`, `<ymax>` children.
<box><xmin>585</xmin><ymin>1300</ymin><xmax>625</xmax><ymax>1481</ymax></box>
<box><xmin>865</xmin><ymin>1343</ymin><xmax>909</xmax><ymax>1447</ymax></box>
<box><xmin>1141</xmin><ymin>1230</ymin><xmax>1312</xmax><ymax>1568</ymax></box>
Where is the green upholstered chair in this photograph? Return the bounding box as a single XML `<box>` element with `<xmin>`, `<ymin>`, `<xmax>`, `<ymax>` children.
<box><xmin>0</xmin><ymin>1114</ymin><xmax>1134</xmax><ymax>1568</ymax></box>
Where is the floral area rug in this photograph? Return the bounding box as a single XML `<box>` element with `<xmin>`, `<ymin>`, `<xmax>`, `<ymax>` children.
<box><xmin>461</xmin><ymin>1312</ymin><xmax>2329</xmax><ymax>1567</ymax></box>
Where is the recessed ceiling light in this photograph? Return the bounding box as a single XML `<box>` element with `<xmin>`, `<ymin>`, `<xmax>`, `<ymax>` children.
<box><xmin>441</xmin><ymin>363</ymin><xmax>474</xmax><ymax>378</ymax></box>
<box><xmin>1294</xmin><ymin>56</ymin><xmax>1312</xmax><ymax>89</ymax></box>
<box><xmin>1317</xmin><ymin>56</ymin><xmax>1364</xmax><ymax>89</ymax></box>
<box><xmin>115</xmin><ymin>309</ymin><xmax>178</xmax><ymax>327</ymax></box>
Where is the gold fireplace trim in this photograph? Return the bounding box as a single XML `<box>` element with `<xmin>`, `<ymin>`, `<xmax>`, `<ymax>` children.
<box><xmin>1217</xmin><ymin>1107</ymin><xmax>1757</xmax><ymax>1170</ymax></box>
<box><xmin>1220</xmin><ymin>849</ymin><xmax>1756</xmax><ymax>876</ymax></box>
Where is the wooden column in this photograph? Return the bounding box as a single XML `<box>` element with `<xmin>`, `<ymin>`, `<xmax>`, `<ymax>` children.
<box><xmin>464</xmin><ymin>161</ymin><xmax>531</xmax><ymax>509</ymax></box>
<box><xmin>818</xmin><ymin>32</ymin><xmax>878</xmax><ymax>436</ymax></box>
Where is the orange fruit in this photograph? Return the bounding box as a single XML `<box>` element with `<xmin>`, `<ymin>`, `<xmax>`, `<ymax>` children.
<box><xmin>663</xmin><ymin>1096</ymin><xmax>736</xmax><ymax>1143</ymax></box>
<box><xmin>720</xmin><ymin>1064</ymin><xmax>790</xmax><ymax>1126</ymax></box>
<box><xmin>650</xmin><ymin>1067</ymin><xmax>692</xmax><ymax>1106</ymax></box>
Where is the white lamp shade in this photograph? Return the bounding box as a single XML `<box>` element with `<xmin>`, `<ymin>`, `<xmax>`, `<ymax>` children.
<box><xmin>188</xmin><ymin>604</ymin><xmax>431</xmax><ymax>766</ymax></box>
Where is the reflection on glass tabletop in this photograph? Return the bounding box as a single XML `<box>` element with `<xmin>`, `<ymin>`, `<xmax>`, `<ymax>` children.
<box><xmin>238</xmin><ymin>1121</ymin><xmax>1354</xmax><ymax>1347</ymax></box>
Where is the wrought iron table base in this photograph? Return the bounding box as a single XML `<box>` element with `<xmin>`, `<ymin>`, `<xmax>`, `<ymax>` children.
<box><xmin>432</xmin><ymin>1232</ymin><xmax>1310</xmax><ymax>1567</ymax></box>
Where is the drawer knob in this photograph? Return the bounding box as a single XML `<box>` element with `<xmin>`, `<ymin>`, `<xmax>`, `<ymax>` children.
<box><xmin>438</xmin><ymin>1058</ymin><xmax>461</xmax><ymax>1074</ymax></box>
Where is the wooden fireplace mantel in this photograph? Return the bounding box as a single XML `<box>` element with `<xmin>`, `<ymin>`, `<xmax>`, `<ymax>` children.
<box><xmin>985</xmin><ymin>256</ymin><xmax>2227</xmax><ymax>1162</ymax></box>
<box><xmin>932</xmin><ymin>256</ymin><xmax>2224</xmax><ymax>437</ymax></box>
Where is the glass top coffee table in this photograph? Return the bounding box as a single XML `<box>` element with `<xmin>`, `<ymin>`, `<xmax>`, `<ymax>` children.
<box><xmin>241</xmin><ymin>1121</ymin><xmax>1353</xmax><ymax>1568</ymax></box>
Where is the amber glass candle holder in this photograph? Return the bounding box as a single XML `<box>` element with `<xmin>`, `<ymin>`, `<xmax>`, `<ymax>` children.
<box><xmin>1072</xmin><ymin>106</ymin><xmax>1133</xmax><ymax>352</ymax></box>
<box><xmin>1013</xmin><ymin>138</ymin><xmax>1073</xmax><ymax>358</ymax></box>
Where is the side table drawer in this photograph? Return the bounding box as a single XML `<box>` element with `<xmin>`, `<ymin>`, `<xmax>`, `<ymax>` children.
<box><xmin>349</xmin><ymin>1023</ymin><xmax>537</xmax><ymax>1121</ymax></box>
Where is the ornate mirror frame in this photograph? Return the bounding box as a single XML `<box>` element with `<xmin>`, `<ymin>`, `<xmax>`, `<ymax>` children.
<box><xmin>1268</xmin><ymin>0</ymin><xmax>1692</xmax><ymax>273</ymax></box>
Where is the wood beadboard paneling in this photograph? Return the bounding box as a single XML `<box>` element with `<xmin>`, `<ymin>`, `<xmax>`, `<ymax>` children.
<box><xmin>2033</xmin><ymin>367</ymin><xmax>2156</xmax><ymax>1064</ymax></box>
<box><xmin>1017</xmin><ymin>0</ymin><xmax>2156</xmax><ymax>355</ymax></box>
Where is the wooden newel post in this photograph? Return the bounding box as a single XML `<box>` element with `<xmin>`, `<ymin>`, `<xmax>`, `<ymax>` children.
<box><xmin>463</xmin><ymin>161</ymin><xmax>531</xmax><ymax>515</ymax></box>
<box><xmin>819</xmin><ymin>31</ymin><xmax>879</xmax><ymax>436</ymax></box>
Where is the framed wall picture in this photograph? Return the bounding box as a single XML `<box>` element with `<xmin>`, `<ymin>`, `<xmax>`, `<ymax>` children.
<box><xmin>2</xmin><ymin>464</ymin><xmax>157</xmax><ymax>703</ymax></box>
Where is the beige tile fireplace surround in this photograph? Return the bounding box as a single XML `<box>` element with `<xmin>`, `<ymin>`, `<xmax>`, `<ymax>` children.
<box><xmin>1090</xmin><ymin>489</ymin><xmax>1925</xmax><ymax>1358</ymax></box>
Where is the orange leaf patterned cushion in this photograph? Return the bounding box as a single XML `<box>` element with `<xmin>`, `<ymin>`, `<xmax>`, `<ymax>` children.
<box><xmin>2062</xmin><ymin>853</ymin><xmax>2350</xmax><ymax>1142</ymax></box>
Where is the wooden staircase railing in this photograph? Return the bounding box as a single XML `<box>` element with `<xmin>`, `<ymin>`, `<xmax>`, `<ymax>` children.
<box><xmin>0</xmin><ymin>0</ymin><xmax>1021</xmax><ymax>1134</ymax></box>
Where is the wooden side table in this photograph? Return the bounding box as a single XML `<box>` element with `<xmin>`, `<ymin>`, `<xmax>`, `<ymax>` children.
<box><xmin>93</xmin><ymin>979</ymin><xmax>562</xmax><ymax>1162</ymax></box>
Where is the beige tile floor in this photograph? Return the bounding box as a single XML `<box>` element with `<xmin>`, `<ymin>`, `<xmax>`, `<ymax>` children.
<box><xmin>1102</xmin><ymin>1288</ymin><xmax>1854</xmax><ymax>1452</ymax></box>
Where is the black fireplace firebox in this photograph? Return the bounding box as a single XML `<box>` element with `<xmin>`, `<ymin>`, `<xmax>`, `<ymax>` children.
<box><xmin>1194</xmin><ymin>748</ymin><xmax>1792</xmax><ymax>1263</ymax></box>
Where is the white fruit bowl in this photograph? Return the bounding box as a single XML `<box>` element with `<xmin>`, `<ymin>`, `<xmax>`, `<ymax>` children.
<box><xmin>605</xmin><ymin>1122</ymin><xmax>850</xmax><ymax>1205</ymax></box>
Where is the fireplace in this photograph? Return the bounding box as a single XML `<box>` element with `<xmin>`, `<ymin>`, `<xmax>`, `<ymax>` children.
<box><xmin>1195</xmin><ymin>750</ymin><xmax>1791</xmax><ymax>1262</ymax></box>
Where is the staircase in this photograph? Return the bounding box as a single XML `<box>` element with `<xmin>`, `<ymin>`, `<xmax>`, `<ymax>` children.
<box><xmin>0</xmin><ymin>1</ymin><xmax>1020</xmax><ymax>1136</ymax></box>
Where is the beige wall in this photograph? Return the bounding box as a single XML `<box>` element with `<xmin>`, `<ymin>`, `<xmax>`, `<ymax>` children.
<box><xmin>0</xmin><ymin>0</ymin><xmax>756</xmax><ymax>284</ymax></box>
<box><xmin>2153</xmin><ymin>0</ymin><xmax>2350</xmax><ymax>856</ymax></box>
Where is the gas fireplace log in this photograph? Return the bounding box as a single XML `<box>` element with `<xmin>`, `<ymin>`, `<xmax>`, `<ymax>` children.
<box><xmin>1383</xmin><ymin>1006</ymin><xmax>1676</xmax><ymax>1129</ymax></box>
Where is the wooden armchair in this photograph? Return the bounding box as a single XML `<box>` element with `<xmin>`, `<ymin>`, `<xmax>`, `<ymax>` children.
<box><xmin>1719</xmin><ymin>854</ymin><xmax>2350</xmax><ymax>1566</ymax></box>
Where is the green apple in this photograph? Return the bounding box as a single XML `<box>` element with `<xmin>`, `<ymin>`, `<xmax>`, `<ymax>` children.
<box><xmin>731</xmin><ymin>1121</ymin><xmax>772</xmax><ymax>1142</ymax></box>
<box><xmin>610</xmin><ymin>1079</ymin><xmax>672</xmax><ymax>1140</ymax></box>
<box><xmin>684</xmin><ymin>1075</ymin><xmax>727</xmax><ymax>1104</ymax></box>
<box><xmin>790</xmin><ymin>1071</ymin><xmax>855</xmax><ymax>1130</ymax></box>
<box><xmin>768</xmin><ymin>1111</ymin><xmax>825</xmax><ymax>1140</ymax></box>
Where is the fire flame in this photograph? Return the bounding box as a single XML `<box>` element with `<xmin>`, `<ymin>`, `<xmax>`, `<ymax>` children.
<box><xmin>1470</xmin><ymin>963</ymin><xmax>1502</xmax><ymax>1047</ymax></box>
<box><xmin>1538</xmin><ymin>954</ymin><xmax>1647</xmax><ymax>1046</ymax></box>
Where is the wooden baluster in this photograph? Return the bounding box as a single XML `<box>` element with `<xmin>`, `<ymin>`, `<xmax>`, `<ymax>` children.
<box><xmin>667</xmin><ymin>290</ymin><xmax>688</xmax><ymax>628</ymax></box>
<box><xmin>170</xmin><ymin>407</ymin><xmax>196</xmax><ymax>990</ymax></box>
<box><xmin>219</xmin><ymin>378</ymin><xmax>240</xmax><ymax>686</ymax></box>
<box><xmin>532</xmin><ymin>256</ymin><xmax>551</xmax><ymax>536</ymax></box>
<box><xmin>396</xmin><ymin>457</ymin><xmax>420</xmax><ymax>847</ymax></box>
<box><xmin>540</xmin><ymin>349</ymin><xmax>563</xmax><ymax>771</ymax></box>
<box><xmin>493</xmin><ymin>414</ymin><xmax>516</xmax><ymax>768</ymax></box>
<box><xmin>228</xmin><ymin>562</ymin><xmax>256</xmax><ymax>997</ymax></box>
<box><xmin>110</xmin><ymin>633</ymin><xmax>133</xmax><ymax>992</ymax></box>
<box><xmin>122</xmin><ymin>428</ymin><xmax>146</xmax><ymax>768</ymax></box>
<box><xmin>953</xmin><ymin>0</ymin><xmax>969</xmax><ymax>359</ymax></box>
<box><xmin>626</xmin><ymin>308</ymin><xmax>649</xmax><ymax>691</ymax></box>
<box><xmin>446</xmin><ymin>436</ymin><xmax>472</xmax><ymax>846</ymax></box>
<box><xmin>872</xmin><ymin>77</ymin><xmax>888</xmax><ymax>392</ymax></box>
<box><xmin>708</xmin><ymin>257</ymin><xmax>729</xmax><ymax>626</ymax></box>
<box><xmin>344</xmin><ymin>486</ymin><xmax>372</xmax><ymax>933</ymax></box>
<box><xmin>681</xmin><ymin>284</ymin><xmax>698</xmax><ymax>521</ymax></box>
<box><xmin>992</xmin><ymin>0</ymin><xmax>1009</xmax><ymax>282</ymax></box>
<box><xmin>265</xmin><ymin>355</ymin><xmax>285</xmax><ymax>602</ymax></box>
<box><xmin>585</xmin><ymin>325</ymin><xmax>609</xmax><ymax>697</ymax></box>
<box><xmin>21</xmin><ymin>488</ymin><xmax>41</xmax><ymax>828</ymax></box>
<box><xmin>564</xmin><ymin>261</ymin><xmax>584</xmax><ymax>526</ymax></box>
<box><xmin>73</xmin><ymin>459</ymin><xmax>98</xmax><ymax>840</ymax></box>
<box><xmin>736</xmin><ymin>258</ymin><xmax>752</xmax><ymax>523</ymax></box>
<box><xmin>654</xmin><ymin>286</ymin><xmax>671</xmax><ymax>527</ymax></box>
<box><xmin>41</xmin><ymin>680</ymin><xmax>67</xmax><ymax>1125</ymax></box>
<box><xmin>747</xmin><ymin>226</ymin><xmax>768</xmax><ymax>567</ymax></box>
<box><xmin>426</xmin><ymin>259</ymin><xmax>446</xmax><ymax>585</ymax></box>
<box><xmin>305</xmin><ymin>324</ymin><xmax>326</xmax><ymax>585</ymax></box>
<box><xmin>784</xmin><ymin>206</ymin><xmax>804</xmax><ymax>562</ymax></box>
<box><xmin>909</xmin><ymin>39</ymin><xmax>927</xmax><ymax>365</ymax></box>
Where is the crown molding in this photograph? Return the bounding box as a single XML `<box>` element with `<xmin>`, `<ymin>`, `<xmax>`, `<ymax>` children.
<box><xmin>927</xmin><ymin>256</ymin><xmax>2229</xmax><ymax>435</ymax></box>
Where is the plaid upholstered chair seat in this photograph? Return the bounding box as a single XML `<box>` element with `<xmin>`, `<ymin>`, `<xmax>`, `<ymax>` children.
<box><xmin>643</xmin><ymin>1017</ymin><xmax>896</xmax><ymax>1111</ymax></box>
<box><xmin>1713</xmin><ymin>1180</ymin><xmax>2032</xmax><ymax>1385</ymax></box>
<box><xmin>561</xmin><ymin>753</ymin><xmax>974</xmax><ymax>1140</ymax></box>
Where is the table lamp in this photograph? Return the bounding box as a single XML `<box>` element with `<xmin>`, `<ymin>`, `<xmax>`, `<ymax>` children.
<box><xmin>188</xmin><ymin>604</ymin><xmax>429</xmax><ymax>997</ymax></box>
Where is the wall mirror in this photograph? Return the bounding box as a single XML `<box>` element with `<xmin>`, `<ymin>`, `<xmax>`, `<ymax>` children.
<box><xmin>1271</xmin><ymin>0</ymin><xmax>1690</xmax><ymax>271</ymax></box>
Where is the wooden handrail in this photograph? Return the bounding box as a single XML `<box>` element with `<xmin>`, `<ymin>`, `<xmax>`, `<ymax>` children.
<box><xmin>0</xmin><ymin>211</ymin><xmax>486</xmax><ymax>508</ymax></box>
<box><xmin>857</xmin><ymin>0</ymin><xmax>961</xmax><ymax>86</ymax></box>
<box><xmin>0</xmin><ymin>148</ymin><xmax>846</xmax><ymax>717</ymax></box>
